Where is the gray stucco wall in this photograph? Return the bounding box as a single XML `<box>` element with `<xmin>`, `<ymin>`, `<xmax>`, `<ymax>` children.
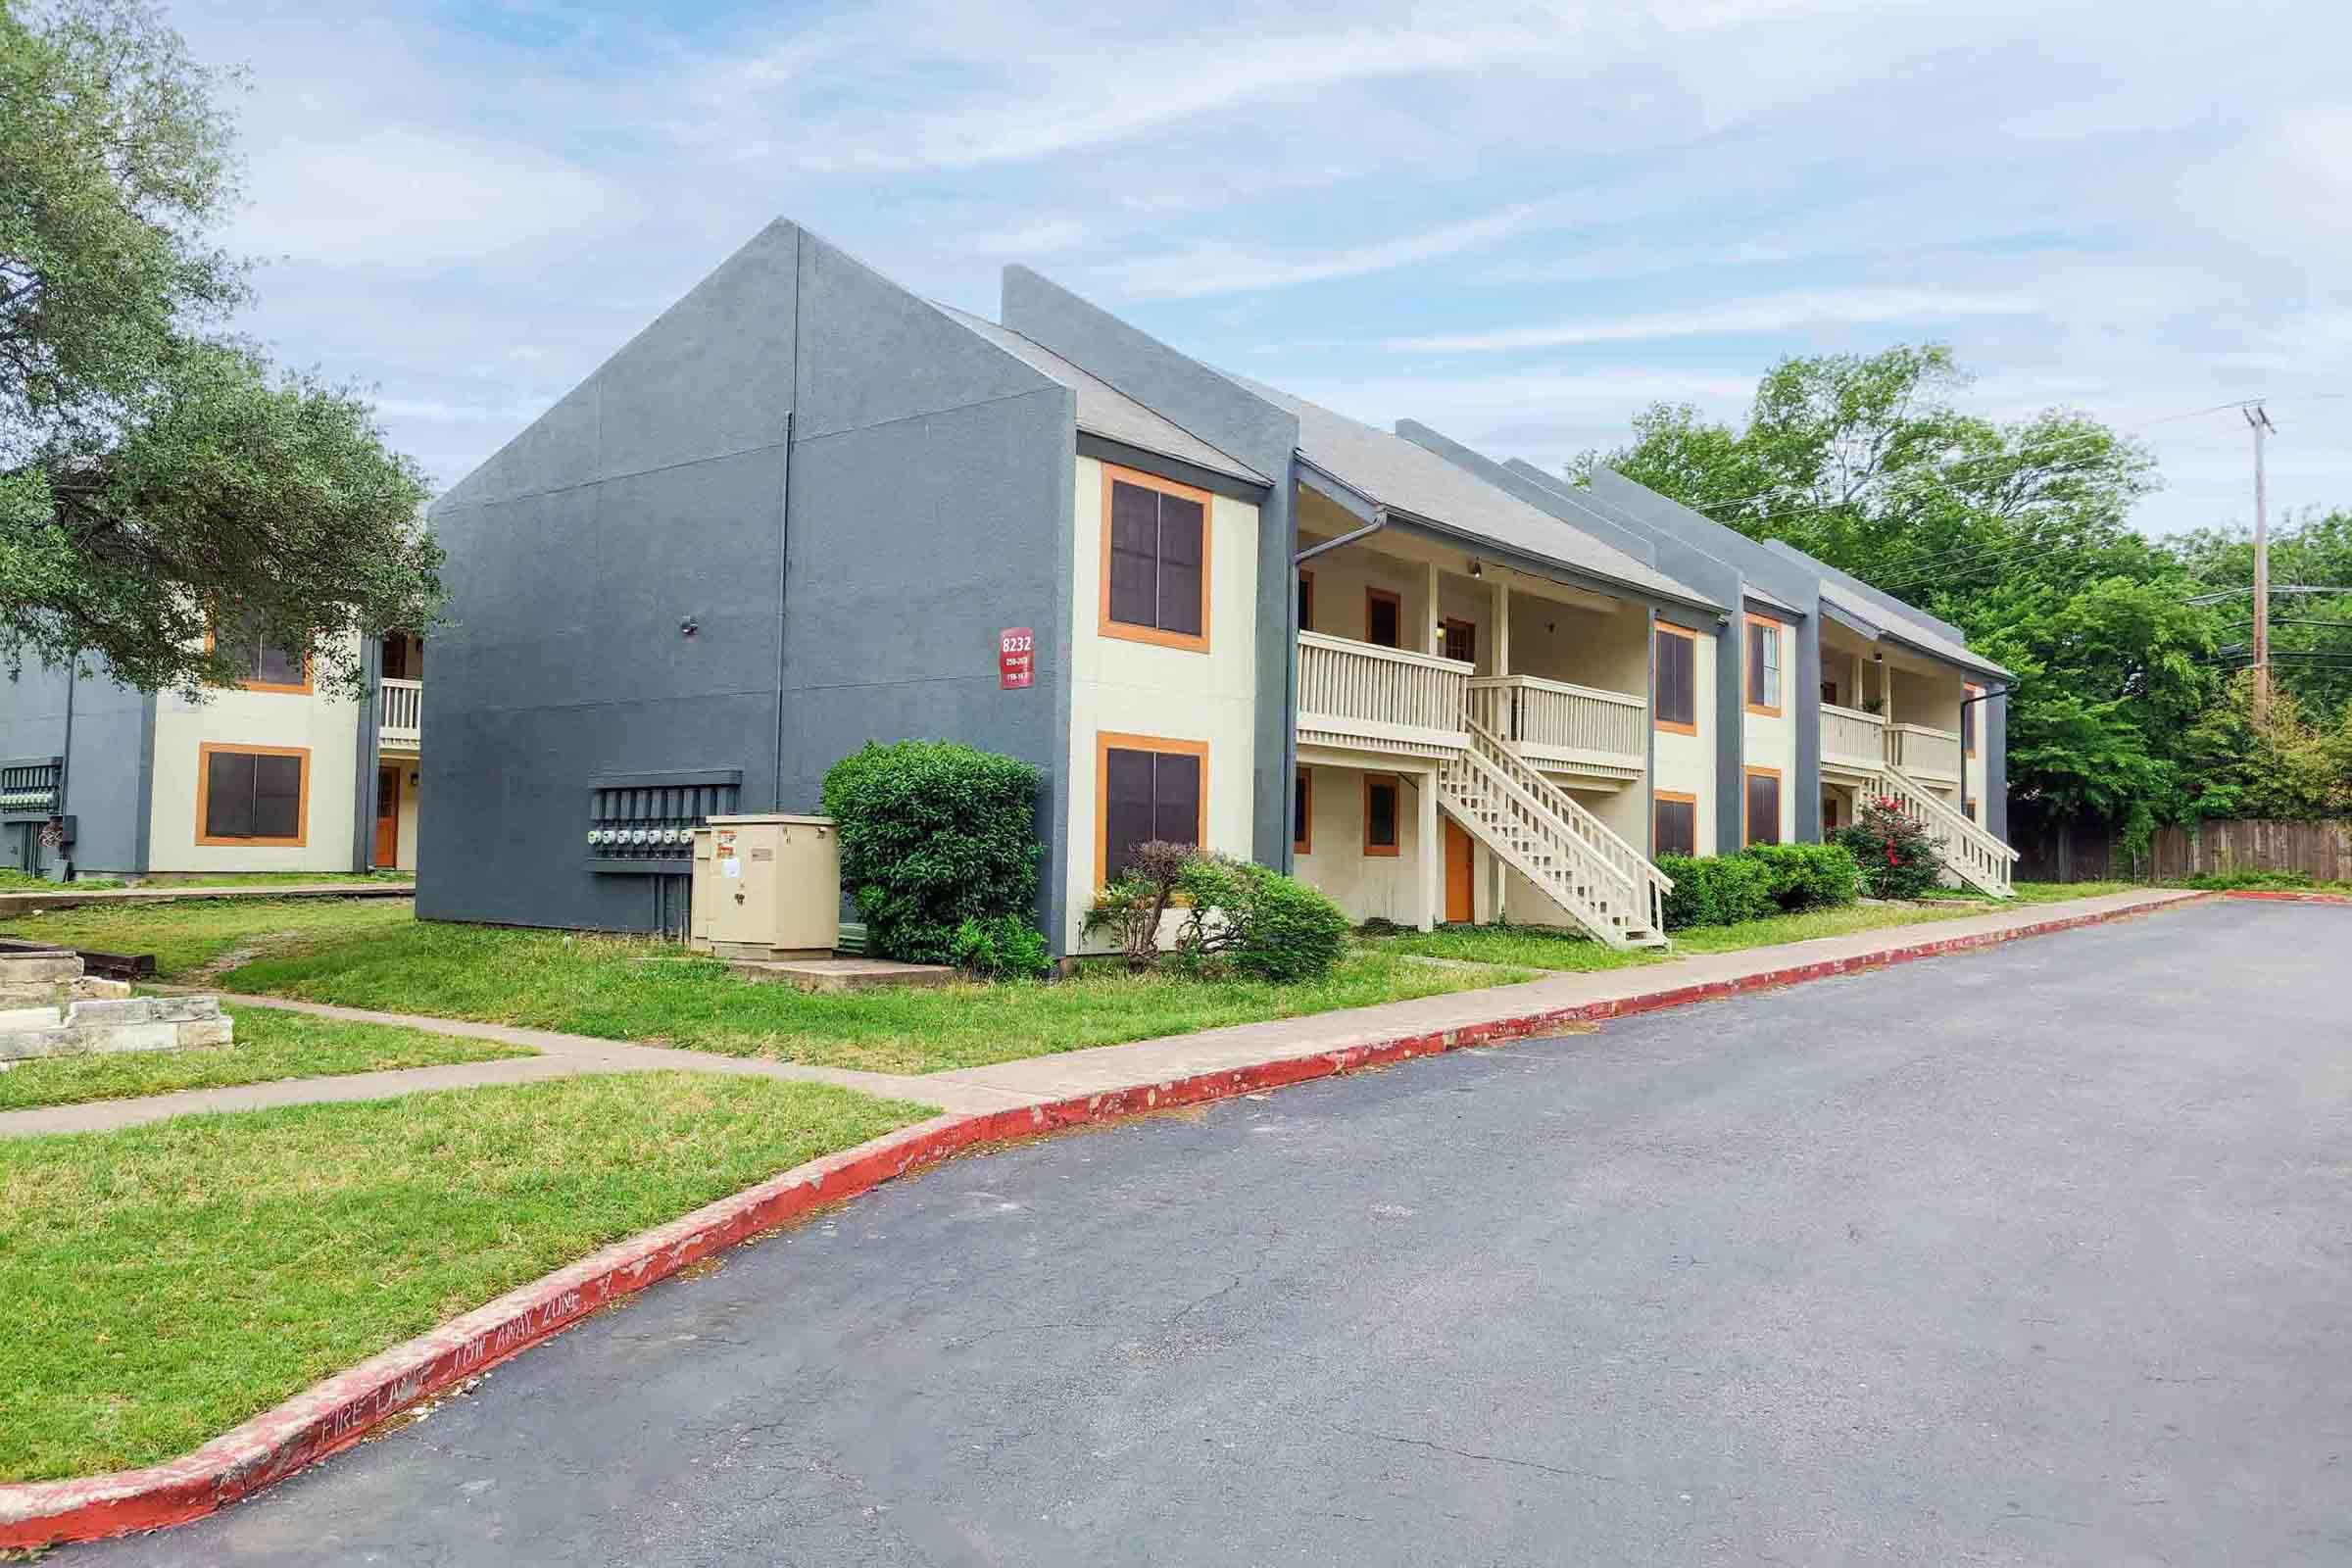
<box><xmin>1000</xmin><ymin>267</ymin><xmax>1302</xmax><ymax>870</ymax></box>
<box><xmin>425</xmin><ymin>220</ymin><xmax>1084</xmax><ymax>943</ymax></box>
<box><xmin>0</xmin><ymin>662</ymin><xmax>151</xmax><ymax>876</ymax></box>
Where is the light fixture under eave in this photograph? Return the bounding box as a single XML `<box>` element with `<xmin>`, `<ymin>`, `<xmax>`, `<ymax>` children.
<box><xmin>1469</xmin><ymin>559</ymin><xmax>1484</xmax><ymax>578</ymax></box>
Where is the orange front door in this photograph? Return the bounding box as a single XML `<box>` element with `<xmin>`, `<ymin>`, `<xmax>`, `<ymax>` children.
<box><xmin>1444</xmin><ymin>818</ymin><xmax>1475</xmax><ymax>923</ymax></box>
<box><xmin>373</xmin><ymin>765</ymin><xmax>400</xmax><ymax>867</ymax></box>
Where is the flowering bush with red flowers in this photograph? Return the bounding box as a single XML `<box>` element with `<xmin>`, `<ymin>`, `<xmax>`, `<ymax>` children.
<box><xmin>1834</xmin><ymin>794</ymin><xmax>1946</xmax><ymax>900</ymax></box>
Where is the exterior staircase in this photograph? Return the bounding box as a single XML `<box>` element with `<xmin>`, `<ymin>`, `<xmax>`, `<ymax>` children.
<box><xmin>1872</xmin><ymin>763</ymin><xmax>2019</xmax><ymax>898</ymax></box>
<box><xmin>1436</xmin><ymin>717</ymin><xmax>1672</xmax><ymax>950</ymax></box>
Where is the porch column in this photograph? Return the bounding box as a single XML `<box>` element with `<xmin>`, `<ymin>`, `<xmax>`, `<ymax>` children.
<box><xmin>1425</xmin><ymin>561</ymin><xmax>1445</xmax><ymax>654</ymax></box>
<box><xmin>1492</xmin><ymin>577</ymin><xmax>1509</xmax><ymax>675</ymax></box>
<box><xmin>1417</xmin><ymin>767</ymin><xmax>1441</xmax><ymax>932</ymax></box>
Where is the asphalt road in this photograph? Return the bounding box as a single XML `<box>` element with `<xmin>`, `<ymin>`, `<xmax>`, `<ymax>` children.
<box><xmin>81</xmin><ymin>901</ymin><xmax>2352</xmax><ymax>1564</ymax></box>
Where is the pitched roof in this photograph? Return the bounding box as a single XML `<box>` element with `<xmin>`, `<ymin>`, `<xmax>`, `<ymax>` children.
<box><xmin>1226</xmin><ymin>376</ymin><xmax>1721</xmax><ymax>612</ymax></box>
<box><xmin>936</xmin><ymin>307</ymin><xmax>1268</xmax><ymax>485</ymax></box>
<box><xmin>1816</xmin><ymin>579</ymin><xmax>2011</xmax><ymax>680</ymax></box>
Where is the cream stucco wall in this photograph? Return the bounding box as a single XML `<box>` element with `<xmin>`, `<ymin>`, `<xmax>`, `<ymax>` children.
<box><xmin>1740</xmin><ymin>617</ymin><xmax>1797</xmax><ymax>845</ymax></box>
<box><xmin>1651</xmin><ymin>625</ymin><xmax>1717</xmax><ymax>858</ymax></box>
<box><xmin>1292</xmin><ymin>761</ymin><xmax>1435</xmax><ymax>926</ymax></box>
<box><xmin>148</xmin><ymin>677</ymin><xmax>363</xmax><ymax>873</ymax></box>
<box><xmin>1964</xmin><ymin>684</ymin><xmax>1988</xmax><ymax>823</ymax></box>
<box><xmin>393</xmin><ymin>762</ymin><xmax>421</xmax><ymax>871</ymax></box>
<box><xmin>1064</xmin><ymin>456</ymin><xmax>1260</xmax><ymax>954</ymax></box>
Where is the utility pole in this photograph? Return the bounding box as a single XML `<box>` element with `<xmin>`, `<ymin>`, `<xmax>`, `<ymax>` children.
<box><xmin>2244</xmin><ymin>402</ymin><xmax>2277</xmax><ymax>719</ymax></box>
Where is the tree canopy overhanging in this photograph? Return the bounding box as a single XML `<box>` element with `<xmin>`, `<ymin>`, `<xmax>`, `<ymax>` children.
<box><xmin>1575</xmin><ymin>344</ymin><xmax>2352</xmax><ymax>847</ymax></box>
<box><xmin>1</xmin><ymin>0</ymin><xmax>441</xmax><ymax>699</ymax></box>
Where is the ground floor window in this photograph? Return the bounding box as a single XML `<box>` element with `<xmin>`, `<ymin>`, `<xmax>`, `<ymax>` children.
<box><xmin>1743</xmin><ymin>766</ymin><xmax>1782</xmax><ymax>848</ymax></box>
<box><xmin>1293</xmin><ymin>768</ymin><xmax>1312</xmax><ymax>854</ymax></box>
<box><xmin>1098</xmin><ymin>733</ymin><xmax>1205</xmax><ymax>884</ymax></box>
<box><xmin>1822</xmin><ymin>794</ymin><xmax>1840</xmax><ymax>832</ymax></box>
<box><xmin>197</xmin><ymin>743</ymin><xmax>309</xmax><ymax>846</ymax></box>
<box><xmin>1363</xmin><ymin>773</ymin><xmax>1402</xmax><ymax>857</ymax></box>
<box><xmin>1654</xmin><ymin>790</ymin><xmax>1697</xmax><ymax>857</ymax></box>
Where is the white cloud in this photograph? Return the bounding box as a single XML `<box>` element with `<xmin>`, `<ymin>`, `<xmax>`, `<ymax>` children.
<box><xmin>1385</xmin><ymin>290</ymin><xmax>2043</xmax><ymax>352</ymax></box>
<box><xmin>230</xmin><ymin>127</ymin><xmax>638</xmax><ymax>268</ymax></box>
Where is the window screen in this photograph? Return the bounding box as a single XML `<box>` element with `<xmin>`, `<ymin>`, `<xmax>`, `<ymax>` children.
<box><xmin>1745</xmin><ymin>771</ymin><xmax>1782</xmax><ymax>847</ymax></box>
<box><xmin>1654</xmin><ymin>796</ymin><xmax>1696</xmax><ymax>858</ymax></box>
<box><xmin>1365</xmin><ymin>775</ymin><xmax>1400</xmax><ymax>854</ymax></box>
<box><xmin>205</xmin><ymin>750</ymin><xmax>303</xmax><ymax>840</ymax></box>
<box><xmin>220</xmin><ymin>612</ymin><xmax>305</xmax><ymax>687</ymax></box>
<box><xmin>1367</xmin><ymin>591</ymin><xmax>1400</xmax><ymax>649</ymax></box>
<box><xmin>1655</xmin><ymin>630</ymin><xmax>1695</xmax><ymax>729</ymax></box>
<box><xmin>1746</xmin><ymin>619</ymin><xmax>1781</xmax><ymax>710</ymax></box>
<box><xmin>1103</xmin><ymin>746</ymin><xmax>1201</xmax><ymax>881</ymax></box>
<box><xmin>1106</xmin><ymin>479</ymin><xmax>1205</xmax><ymax>639</ymax></box>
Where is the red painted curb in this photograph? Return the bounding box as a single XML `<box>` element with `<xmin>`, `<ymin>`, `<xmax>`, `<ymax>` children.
<box><xmin>2222</xmin><ymin>888</ymin><xmax>2352</xmax><ymax>906</ymax></box>
<box><xmin>0</xmin><ymin>891</ymin><xmax>2211</xmax><ymax>1548</ymax></box>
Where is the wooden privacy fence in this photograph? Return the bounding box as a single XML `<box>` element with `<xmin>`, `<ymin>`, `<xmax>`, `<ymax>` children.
<box><xmin>2020</xmin><ymin>815</ymin><xmax>2352</xmax><ymax>883</ymax></box>
<box><xmin>2148</xmin><ymin>818</ymin><xmax>2352</xmax><ymax>884</ymax></box>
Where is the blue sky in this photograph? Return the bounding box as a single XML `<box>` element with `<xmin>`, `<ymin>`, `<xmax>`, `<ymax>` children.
<box><xmin>181</xmin><ymin>0</ymin><xmax>2350</xmax><ymax>539</ymax></box>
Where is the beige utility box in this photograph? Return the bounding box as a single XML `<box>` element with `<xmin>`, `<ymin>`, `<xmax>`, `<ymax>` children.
<box><xmin>696</xmin><ymin>814</ymin><xmax>841</xmax><ymax>960</ymax></box>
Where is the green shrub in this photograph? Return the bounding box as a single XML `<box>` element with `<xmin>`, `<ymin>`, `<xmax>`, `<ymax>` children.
<box><xmin>1656</xmin><ymin>852</ymin><xmax>1777</xmax><ymax>931</ymax></box>
<box><xmin>820</xmin><ymin>741</ymin><xmax>1043</xmax><ymax>964</ymax></box>
<box><xmin>1086</xmin><ymin>847</ymin><xmax>1350</xmax><ymax>983</ymax></box>
<box><xmin>1744</xmin><ymin>842</ymin><xmax>1861</xmax><ymax>911</ymax></box>
<box><xmin>1836</xmin><ymin>794</ymin><xmax>1945</xmax><ymax>900</ymax></box>
<box><xmin>2180</xmin><ymin>867</ymin><xmax>2313</xmax><ymax>891</ymax></box>
<box><xmin>948</xmin><ymin>913</ymin><xmax>1053</xmax><ymax>980</ymax></box>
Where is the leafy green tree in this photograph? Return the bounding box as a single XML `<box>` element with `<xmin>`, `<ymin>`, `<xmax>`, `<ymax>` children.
<box><xmin>2171</xmin><ymin>509</ymin><xmax>2352</xmax><ymax>721</ymax></box>
<box><xmin>1579</xmin><ymin>343</ymin><xmax>2214</xmax><ymax>850</ymax></box>
<box><xmin>2177</xmin><ymin>673</ymin><xmax>2349</xmax><ymax>820</ymax></box>
<box><xmin>1</xmin><ymin>0</ymin><xmax>440</xmax><ymax>697</ymax></box>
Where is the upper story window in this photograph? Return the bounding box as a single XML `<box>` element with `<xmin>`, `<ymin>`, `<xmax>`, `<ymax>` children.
<box><xmin>215</xmin><ymin>612</ymin><xmax>310</xmax><ymax>695</ymax></box>
<box><xmin>1744</xmin><ymin>614</ymin><xmax>1782</xmax><ymax>717</ymax></box>
<box><xmin>1654</xmin><ymin>623</ymin><xmax>1696</xmax><ymax>734</ymax></box>
<box><xmin>1102</xmin><ymin>465</ymin><xmax>1209</xmax><ymax>652</ymax></box>
<box><xmin>1365</xmin><ymin>587</ymin><xmax>1401</xmax><ymax>649</ymax></box>
<box><xmin>1963</xmin><ymin>684</ymin><xmax>1981</xmax><ymax>756</ymax></box>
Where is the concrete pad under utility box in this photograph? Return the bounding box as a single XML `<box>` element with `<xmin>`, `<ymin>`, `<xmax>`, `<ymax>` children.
<box><xmin>725</xmin><ymin>956</ymin><xmax>958</xmax><ymax>993</ymax></box>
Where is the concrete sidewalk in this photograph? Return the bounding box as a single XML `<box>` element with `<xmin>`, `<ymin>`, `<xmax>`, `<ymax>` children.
<box><xmin>0</xmin><ymin>888</ymin><xmax>2202</xmax><ymax>1139</ymax></box>
<box><xmin>0</xmin><ymin>882</ymin><xmax>415</xmax><ymax>918</ymax></box>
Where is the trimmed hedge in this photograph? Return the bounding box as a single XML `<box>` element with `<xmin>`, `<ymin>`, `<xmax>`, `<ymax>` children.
<box><xmin>820</xmin><ymin>740</ymin><xmax>1043</xmax><ymax>964</ymax></box>
<box><xmin>1656</xmin><ymin>852</ymin><xmax>1775</xmax><ymax>931</ymax></box>
<box><xmin>1745</xmin><ymin>842</ymin><xmax>1862</xmax><ymax>911</ymax></box>
<box><xmin>1657</xmin><ymin>842</ymin><xmax>1862</xmax><ymax>931</ymax></box>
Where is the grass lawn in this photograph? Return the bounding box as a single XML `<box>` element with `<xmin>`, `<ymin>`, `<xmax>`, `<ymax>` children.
<box><xmin>0</xmin><ymin>895</ymin><xmax>416</xmax><ymax>981</ymax></box>
<box><xmin>0</xmin><ymin>869</ymin><xmax>123</xmax><ymax>891</ymax></box>
<box><xmin>0</xmin><ymin>1073</ymin><xmax>934</xmax><ymax>1482</ymax></box>
<box><xmin>0</xmin><ymin>1005</ymin><xmax>530</xmax><ymax>1112</ymax></box>
<box><xmin>0</xmin><ymin>901</ymin><xmax>1532</xmax><ymax>1076</ymax></box>
<box><xmin>127</xmin><ymin>870</ymin><xmax>415</xmax><ymax>888</ymax></box>
<box><xmin>1383</xmin><ymin>880</ymin><xmax>2158</xmax><ymax>972</ymax></box>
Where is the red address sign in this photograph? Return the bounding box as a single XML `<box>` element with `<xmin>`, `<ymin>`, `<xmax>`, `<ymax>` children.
<box><xmin>999</xmin><ymin>627</ymin><xmax>1035</xmax><ymax>689</ymax></box>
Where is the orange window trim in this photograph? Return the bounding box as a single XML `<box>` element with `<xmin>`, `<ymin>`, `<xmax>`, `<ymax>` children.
<box><xmin>203</xmin><ymin>620</ymin><xmax>314</xmax><ymax>696</ymax></box>
<box><xmin>1741</xmin><ymin>764</ymin><xmax>1783</xmax><ymax>848</ymax></box>
<box><xmin>1743</xmin><ymin>612</ymin><xmax>1783</xmax><ymax>718</ymax></box>
<box><xmin>1964</xmin><ymin>683</ymin><xmax>1982</xmax><ymax>757</ymax></box>
<box><xmin>194</xmin><ymin>742</ymin><xmax>312</xmax><ymax>848</ymax></box>
<box><xmin>1293</xmin><ymin>766</ymin><xmax>1312</xmax><ymax>855</ymax></box>
<box><xmin>1362</xmin><ymin>772</ymin><xmax>1403</xmax><ymax>858</ymax></box>
<box><xmin>1099</xmin><ymin>462</ymin><xmax>1213</xmax><ymax>654</ymax></box>
<box><xmin>1654</xmin><ymin>620</ymin><xmax>1698</xmax><ymax>736</ymax></box>
<box><xmin>1094</xmin><ymin>731</ymin><xmax>1209</xmax><ymax>889</ymax></box>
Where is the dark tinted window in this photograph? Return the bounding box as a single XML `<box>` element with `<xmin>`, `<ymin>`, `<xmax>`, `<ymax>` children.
<box><xmin>1103</xmin><ymin>746</ymin><xmax>1201</xmax><ymax>881</ymax></box>
<box><xmin>1655</xmin><ymin>797</ymin><xmax>1695</xmax><ymax>858</ymax></box>
<box><xmin>1745</xmin><ymin>771</ymin><xmax>1782</xmax><ymax>847</ymax></box>
<box><xmin>1655</xmin><ymin>630</ymin><xmax>1695</xmax><ymax>728</ymax></box>
<box><xmin>1106</xmin><ymin>479</ymin><xmax>1205</xmax><ymax>640</ymax></box>
<box><xmin>1444</xmin><ymin>619</ymin><xmax>1475</xmax><ymax>664</ymax></box>
<box><xmin>1746</xmin><ymin>619</ymin><xmax>1781</xmax><ymax>709</ymax></box>
<box><xmin>220</xmin><ymin>612</ymin><xmax>305</xmax><ymax>687</ymax></box>
<box><xmin>1367</xmin><ymin>591</ymin><xmax>1400</xmax><ymax>649</ymax></box>
<box><xmin>205</xmin><ymin>750</ymin><xmax>302</xmax><ymax>840</ymax></box>
<box><xmin>1294</xmin><ymin>769</ymin><xmax>1310</xmax><ymax>851</ymax></box>
<box><xmin>1365</xmin><ymin>776</ymin><xmax>1399</xmax><ymax>852</ymax></box>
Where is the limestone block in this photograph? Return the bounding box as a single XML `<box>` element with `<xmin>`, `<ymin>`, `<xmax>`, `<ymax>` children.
<box><xmin>0</xmin><ymin>954</ymin><xmax>81</xmax><ymax>984</ymax></box>
<box><xmin>0</xmin><ymin>1004</ymin><xmax>63</xmax><ymax>1031</ymax></box>
<box><xmin>176</xmin><ymin>1015</ymin><xmax>234</xmax><ymax>1049</ymax></box>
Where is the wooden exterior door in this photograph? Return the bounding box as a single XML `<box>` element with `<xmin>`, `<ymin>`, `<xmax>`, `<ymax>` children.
<box><xmin>1444</xmin><ymin>817</ymin><xmax>1475</xmax><ymax>923</ymax></box>
<box><xmin>373</xmin><ymin>765</ymin><xmax>400</xmax><ymax>868</ymax></box>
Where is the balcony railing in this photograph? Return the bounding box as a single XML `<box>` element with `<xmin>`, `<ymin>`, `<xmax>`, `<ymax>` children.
<box><xmin>379</xmin><ymin>677</ymin><xmax>421</xmax><ymax>750</ymax></box>
<box><xmin>1466</xmin><ymin>675</ymin><xmax>1645</xmax><ymax>778</ymax></box>
<box><xmin>1295</xmin><ymin>632</ymin><xmax>1471</xmax><ymax>758</ymax></box>
<box><xmin>1886</xmin><ymin>721</ymin><xmax>1961</xmax><ymax>781</ymax></box>
<box><xmin>1820</xmin><ymin>704</ymin><xmax>1886</xmax><ymax>770</ymax></box>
